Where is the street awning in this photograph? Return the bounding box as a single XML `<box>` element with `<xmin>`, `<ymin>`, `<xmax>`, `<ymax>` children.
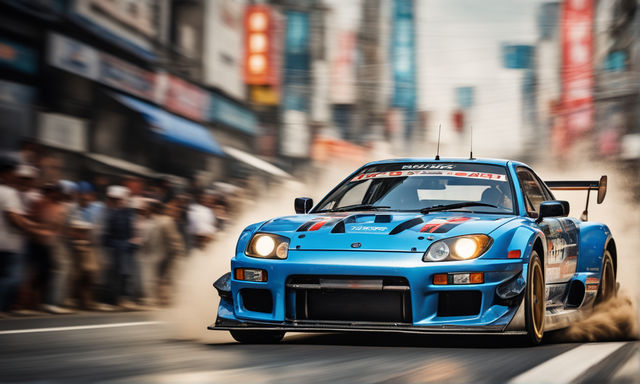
<box><xmin>85</xmin><ymin>153</ymin><xmax>157</xmax><ymax>178</ymax></box>
<box><xmin>113</xmin><ymin>94</ymin><xmax>225</xmax><ymax>156</ymax></box>
<box><xmin>223</xmin><ymin>145</ymin><xmax>292</xmax><ymax>178</ymax></box>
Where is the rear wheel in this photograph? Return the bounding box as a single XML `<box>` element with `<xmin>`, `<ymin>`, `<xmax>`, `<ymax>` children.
<box><xmin>596</xmin><ymin>250</ymin><xmax>616</xmax><ymax>304</ymax></box>
<box><xmin>524</xmin><ymin>251</ymin><xmax>545</xmax><ymax>345</ymax></box>
<box><xmin>229</xmin><ymin>330</ymin><xmax>285</xmax><ymax>344</ymax></box>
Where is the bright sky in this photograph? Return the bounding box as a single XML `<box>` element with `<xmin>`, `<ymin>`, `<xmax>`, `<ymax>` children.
<box><xmin>417</xmin><ymin>0</ymin><xmax>543</xmax><ymax>158</ymax></box>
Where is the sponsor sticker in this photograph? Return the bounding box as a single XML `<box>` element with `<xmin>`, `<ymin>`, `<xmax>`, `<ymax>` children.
<box><xmin>350</xmin><ymin>170</ymin><xmax>507</xmax><ymax>182</ymax></box>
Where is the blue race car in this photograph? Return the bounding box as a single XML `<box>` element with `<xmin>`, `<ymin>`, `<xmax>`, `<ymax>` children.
<box><xmin>210</xmin><ymin>158</ymin><xmax>615</xmax><ymax>345</ymax></box>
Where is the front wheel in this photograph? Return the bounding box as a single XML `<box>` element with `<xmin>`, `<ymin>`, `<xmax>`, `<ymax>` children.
<box><xmin>524</xmin><ymin>251</ymin><xmax>545</xmax><ymax>345</ymax></box>
<box><xmin>229</xmin><ymin>330</ymin><xmax>285</xmax><ymax>344</ymax></box>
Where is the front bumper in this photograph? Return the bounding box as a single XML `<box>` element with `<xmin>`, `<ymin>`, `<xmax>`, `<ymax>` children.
<box><xmin>212</xmin><ymin>250</ymin><xmax>527</xmax><ymax>333</ymax></box>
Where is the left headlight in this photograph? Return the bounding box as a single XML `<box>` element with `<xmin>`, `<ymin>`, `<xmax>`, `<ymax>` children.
<box><xmin>423</xmin><ymin>234</ymin><xmax>492</xmax><ymax>262</ymax></box>
<box><xmin>246</xmin><ymin>233</ymin><xmax>290</xmax><ymax>259</ymax></box>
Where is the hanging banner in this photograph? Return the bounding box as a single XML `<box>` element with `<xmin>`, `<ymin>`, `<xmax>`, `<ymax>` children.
<box><xmin>281</xmin><ymin>10</ymin><xmax>311</xmax><ymax>158</ymax></box>
<box><xmin>391</xmin><ymin>0</ymin><xmax>416</xmax><ymax>109</ymax></box>
<box><xmin>561</xmin><ymin>0</ymin><xmax>594</xmax><ymax>137</ymax></box>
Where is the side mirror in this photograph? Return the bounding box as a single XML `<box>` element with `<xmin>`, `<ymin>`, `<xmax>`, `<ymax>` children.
<box><xmin>537</xmin><ymin>201</ymin><xmax>566</xmax><ymax>222</ymax></box>
<box><xmin>597</xmin><ymin>175</ymin><xmax>607</xmax><ymax>204</ymax></box>
<box><xmin>294</xmin><ymin>197</ymin><xmax>313</xmax><ymax>214</ymax></box>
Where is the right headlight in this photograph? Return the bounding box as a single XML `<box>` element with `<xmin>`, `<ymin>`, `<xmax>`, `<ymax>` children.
<box><xmin>423</xmin><ymin>234</ymin><xmax>492</xmax><ymax>262</ymax></box>
<box><xmin>245</xmin><ymin>233</ymin><xmax>290</xmax><ymax>259</ymax></box>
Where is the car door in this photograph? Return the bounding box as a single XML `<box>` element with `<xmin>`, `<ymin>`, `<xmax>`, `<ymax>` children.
<box><xmin>516</xmin><ymin>167</ymin><xmax>579</xmax><ymax>291</ymax></box>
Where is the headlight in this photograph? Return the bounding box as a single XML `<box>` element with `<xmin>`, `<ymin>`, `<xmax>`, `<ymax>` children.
<box><xmin>246</xmin><ymin>233</ymin><xmax>289</xmax><ymax>259</ymax></box>
<box><xmin>423</xmin><ymin>234</ymin><xmax>492</xmax><ymax>262</ymax></box>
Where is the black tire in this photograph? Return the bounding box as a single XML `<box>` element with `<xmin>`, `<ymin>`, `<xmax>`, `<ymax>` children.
<box><xmin>229</xmin><ymin>330</ymin><xmax>285</xmax><ymax>344</ymax></box>
<box><xmin>595</xmin><ymin>250</ymin><xmax>616</xmax><ymax>305</ymax></box>
<box><xmin>524</xmin><ymin>251</ymin><xmax>545</xmax><ymax>346</ymax></box>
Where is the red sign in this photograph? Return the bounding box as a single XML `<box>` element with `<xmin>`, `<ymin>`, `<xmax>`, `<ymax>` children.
<box><xmin>163</xmin><ymin>75</ymin><xmax>209</xmax><ymax>122</ymax></box>
<box><xmin>561</xmin><ymin>0</ymin><xmax>594</xmax><ymax>137</ymax></box>
<box><xmin>244</xmin><ymin>5</ymin><xmax>278</xmax><ymax>85</ymax></box>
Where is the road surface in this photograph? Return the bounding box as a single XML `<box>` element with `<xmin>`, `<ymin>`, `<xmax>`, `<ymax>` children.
<box><xmin>0</xmin><ymin>311</ymin><xmax>637</xmax><ymax>383</ymax></box>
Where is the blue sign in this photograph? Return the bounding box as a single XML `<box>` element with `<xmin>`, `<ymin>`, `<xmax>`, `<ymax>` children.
<box><xmin>283</xmin><ymin>11</ymin><xmax>310</xmax><ymax>111</ymax></box>
<box><xmin>210</xmin><ymin>93</ymin><xmax>257</xmax><ymax>135</ymax></box>
<box><xmin>455</xmin><ymin>87</ymin><xmax>474</xmax><ymax>109</ymax></box>
<box><xmin>391</xmin><ymin>0</ymin><xmax>416</xmax><ymax>109</ymax></box>
<box><xmin>502</xmin><ymin>44</ymin><xmax>534</xmax><ymax>69</ymax></box>
<box><xmin>0</xmin><ymin>37</ymin><xmax>38</xmax><ymax>75</ymax></box>
<box><xmin>603</xmin><ymin>50</ymin><xmax>627</xmax><ymax>72</ymax></box>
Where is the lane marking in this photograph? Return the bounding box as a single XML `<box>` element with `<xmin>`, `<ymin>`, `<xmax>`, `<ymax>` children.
<box><xmin>509</xmin><ymin>342</ymin><xmax>627</xmax><ymax>384</ymax></box>
<box><xmin>0</xmin><ymin>321</ymin><xmax>161</xmax><ymax>335</ymax></box>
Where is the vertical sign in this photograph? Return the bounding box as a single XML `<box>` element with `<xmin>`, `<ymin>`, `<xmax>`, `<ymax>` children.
<box><xmin>391</xmin><ymin>0</ymin><xmax>416</xmax><ymax>110</ymax></box>
<box><xmin>244</xmin><ymin>5</ymin><xmax>278</xmax><ymax>85</ymax></box>
<box><xmin>281</xmin><ymin>11</ymin><xmax>311</xmax><ymax>158</ymax></box>
<box><xmin>561</xmin><ymin>0</ymin><xmax>594</xmax><ymax>138</ymax></box>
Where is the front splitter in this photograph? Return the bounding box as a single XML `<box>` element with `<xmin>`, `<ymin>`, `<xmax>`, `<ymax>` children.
<box><xmin>209</xmin><ymin>317</ymin><xmax>527</xmax><ymax>336</ymax></box>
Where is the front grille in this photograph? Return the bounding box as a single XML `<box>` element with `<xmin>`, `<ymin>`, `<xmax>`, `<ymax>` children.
<box><xmin>437</xmin><ymin>291</ymin><xmax>481</xmax><ymax>317</ymax></box>
<box><xmin>286</xmin><ymin>276</ymin><xmax>412</xmax><ymax>323</ymax></box>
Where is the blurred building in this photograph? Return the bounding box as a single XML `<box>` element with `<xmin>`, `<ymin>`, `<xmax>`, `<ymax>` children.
<box><xmin>0</xmin><ymin>0</ymin><xmax>286</xmax><ymax>187</ymax></box>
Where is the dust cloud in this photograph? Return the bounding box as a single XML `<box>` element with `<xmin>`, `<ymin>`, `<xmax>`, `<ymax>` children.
<box><xmin>156</xmin><ymin>161</ymin><xmax>358</xmax><ymax>343</ymax></box>
<box><xmin>548</xmin><ymin>293</ymin><xmax>638</xmax><ymax>343</ymax></box>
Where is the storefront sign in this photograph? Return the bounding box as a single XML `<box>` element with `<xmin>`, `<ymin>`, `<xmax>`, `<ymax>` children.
<box><xmin>37</xmin><ymin>112</ymin><xmax>88</xmax><ymax>152</ymax></box>
<box><xmin>210</xmin><ymin>93</ymin><xmax>256</xmax><ymax>135</ymax></box>
<box><xmin>0</xmin><ymin>37</ymin><xmax>37</xmax><ymax>75</ymax></box>
<box><xmin>100</xmin><ymin>54</ymin><xmax>155</xmax><ymax>100</ymax></box>
<box><xmin>163</xmin><ymin>76</ymin><xmax>210</xmax><ymax>122</ymax></box>
<box><xmin>48</xmin><ymin>33</ymin><xmax>100</xmax><ymax>80</ymax></box>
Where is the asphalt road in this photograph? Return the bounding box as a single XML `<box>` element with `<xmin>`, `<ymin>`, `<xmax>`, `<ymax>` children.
<box><xmin>0</xmin><ymin>311</ymin><xmax>638</xmax><ymax>383</ymax></box>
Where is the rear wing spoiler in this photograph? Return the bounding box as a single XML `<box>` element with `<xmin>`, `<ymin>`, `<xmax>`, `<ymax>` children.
<box><xmin>544</xmin><ymin>175</ymin><xmax>607</xmax><ymax>221</ymax></box>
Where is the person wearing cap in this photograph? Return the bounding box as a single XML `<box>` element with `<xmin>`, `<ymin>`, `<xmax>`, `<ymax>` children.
<box><xmin>0</xmin><ymin>158</ymin><xmax>48</xmax><ymax>316</ymax></box>
<box><xmin>102</xmin><ymin>185</ymin><xmax>139</xmax><ymax>309</ymax></box>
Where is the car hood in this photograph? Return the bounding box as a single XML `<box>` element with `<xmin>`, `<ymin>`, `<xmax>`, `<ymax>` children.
<box><xmin>258</xmin><ymin>211</ymin><xmax>516</xmax><ymax>252</ymax></box>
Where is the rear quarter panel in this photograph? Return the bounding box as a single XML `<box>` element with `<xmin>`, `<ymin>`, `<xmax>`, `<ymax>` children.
<box><xmin>577</xmin><ymin>222</ymin><xmax>612</xmax><ymax>276</ymax></box>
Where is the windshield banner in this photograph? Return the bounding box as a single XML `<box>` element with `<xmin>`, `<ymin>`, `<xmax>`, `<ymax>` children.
<box><xmin>350</xmin><ymin>170</ymin><xmax>507</xmax><ymax>182</ymax></box>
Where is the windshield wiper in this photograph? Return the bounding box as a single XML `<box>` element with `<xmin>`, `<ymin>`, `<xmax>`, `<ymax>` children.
<box><xmin>329</xmin><ymin>204</ymin><xmax>391</xmax><ymax>212</ymax></box>
<box><xmin>419</xmin><ymin>202</ymin><xmax>497</xmax><ymax>214</ymax></box>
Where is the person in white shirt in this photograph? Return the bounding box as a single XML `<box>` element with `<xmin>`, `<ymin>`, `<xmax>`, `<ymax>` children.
<box><xmin>0</xmin><ymin>157</ymin><xmax>45</xmax><ymax>314</ymax></box>
<box><xmin>186</xmin><ymin>190</ymin><xmax>216</xmax><ymax>250</ymax></box>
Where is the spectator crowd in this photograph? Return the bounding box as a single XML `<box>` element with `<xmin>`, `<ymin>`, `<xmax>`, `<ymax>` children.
<box><xmin>0</xmin><ymin>154</ymin><xmax>238</xmax><ymax>317</ymax></box>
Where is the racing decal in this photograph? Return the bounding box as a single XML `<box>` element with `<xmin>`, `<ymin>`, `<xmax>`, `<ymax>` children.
<box><xmin>585</xmin><ymin>277</ymin><xmax>599</xmax><ymax>292</ymax></box>
<box><xmin>539</xmin><ymin>218</ymin><xmax>579</xmax><ymax>284</ymax></box>
<box><xmin>350</xmin><ymin>170</ymin><xmax>507</xmax><ymax>182</ymax></box>
<box><xmin>419</xmin><ymin>217</ymin><xmax>471</xmax><ymax>233</ymax></box>
<box><xmin>401</xmin><ymin>164</ymin><xmax>456</xmax><ymax>170</ymax></box>
<box><xmin>297</xmin><ymin>216</ymin><xmax>348</xmax><ymax>232</ymax></box>
<box><xmin>349</xmin><ymin>225</ymin><xmax>387</xmax><ymax>232</ymax></box>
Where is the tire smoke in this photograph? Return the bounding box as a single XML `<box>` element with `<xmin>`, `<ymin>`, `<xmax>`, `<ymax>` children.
<box><xmin>547</xmin><ymin>293</ymin><xmax>639</xmax><ymax>343</ymax></box>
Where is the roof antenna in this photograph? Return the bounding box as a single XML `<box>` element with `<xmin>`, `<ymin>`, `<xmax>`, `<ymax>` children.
<box><xmin>469</xmin><ymin>125</ymin><xmax>474</xmax><ymax>160</ymax></box>
<box><xmin>435</xmin><ymin>124</ymin><xmax>441</xmax><ymax>160</ymax></box>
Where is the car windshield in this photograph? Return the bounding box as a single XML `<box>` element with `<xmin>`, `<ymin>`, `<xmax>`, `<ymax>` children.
<box><xmin>315</xmin><ymin>162</ymin><xmax>515</xmax><ymax>214</ymax></box>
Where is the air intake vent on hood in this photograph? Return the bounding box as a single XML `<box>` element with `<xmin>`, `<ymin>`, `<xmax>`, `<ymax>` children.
<box><xmin>389</xmin><ymin>217</ymin><xmax>424</xmax><ymax>235</ymax></box>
